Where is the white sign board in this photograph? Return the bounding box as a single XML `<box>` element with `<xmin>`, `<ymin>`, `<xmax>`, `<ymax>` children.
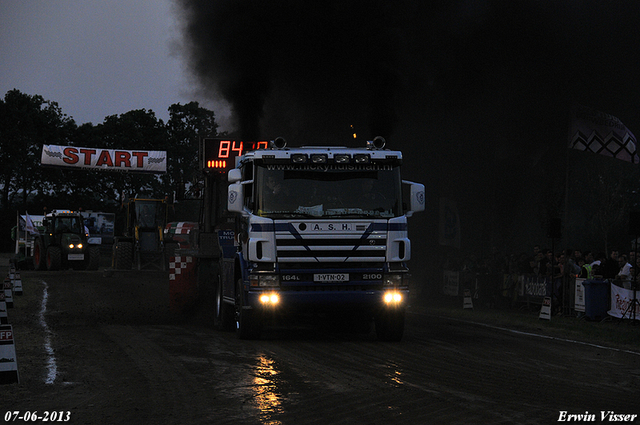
<box><xmin>574</xmin><ymin>278</ymin><xmax>586</xmax><ymax>312</ymax></box>
<box><xmin>41</xmin><ymin>144</ymin><xmax>167</xmax><ymax>173</ymax></box>
<box><xmin>608</xmin><ymin>283</ymin><xmax>640</xmax><ymax>320</ymax></box>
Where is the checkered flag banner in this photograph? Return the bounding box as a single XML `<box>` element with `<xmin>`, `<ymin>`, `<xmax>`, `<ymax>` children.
<box><xmin>568</xmin><ymin>104</ymin><xmax>639</xmax><ymax>164</ymax></box>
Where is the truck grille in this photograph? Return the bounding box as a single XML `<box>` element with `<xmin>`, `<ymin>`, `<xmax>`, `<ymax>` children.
<box><xmin>275</xmin><ymin>223</ymin><xmax>387</xmax><ymax>263</ymax></box>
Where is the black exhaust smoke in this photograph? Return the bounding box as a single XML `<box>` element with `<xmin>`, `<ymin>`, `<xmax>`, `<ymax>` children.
<box><xmin>177</xmin><ymin>0</ymin><xmax>403</xmax><ymax>142</ymax></box>
<box><xmin>175</xmin><ymin>1</ymin><xmax>640</xmax><ymax>271</ymax></box>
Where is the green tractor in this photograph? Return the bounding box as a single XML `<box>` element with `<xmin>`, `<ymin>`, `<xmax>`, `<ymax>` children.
<box><xmin>112</xmin><ymin>198</ymin><xmax>174</xmax><ymax>270</ymax></box>
<box><xmin>33</xmin><ymin>210</ymin><xmax>101</xmax><ymax>271</ymax></box>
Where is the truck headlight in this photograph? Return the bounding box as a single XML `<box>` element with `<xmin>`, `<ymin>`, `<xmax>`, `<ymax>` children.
<box><xmin>260</xmin><ymin>292</ymin><xmax>280</xmax><ymax>305</ymax></box>
<box><xmin>250</xmin><ymin>274</ymin><xmax>280</xmax><ymax>287</ymax></box>
<box><xmin>383</xmin><ymin>291</ymin><xmax>403</xmax><ymax>304</ymax></box>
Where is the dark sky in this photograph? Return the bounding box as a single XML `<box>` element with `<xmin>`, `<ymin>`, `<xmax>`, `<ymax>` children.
<box><xmin>0</xmin><ymin>0</ymin><xmax>212</xmax><ymax>125</ymax></box>
<box><xmin>179</xmin><ymin>0</ymin><xmax>640</xmax><ymax>253</ymax></box>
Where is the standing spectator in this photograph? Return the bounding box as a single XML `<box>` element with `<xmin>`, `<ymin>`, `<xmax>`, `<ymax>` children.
<box><xmin>617</xmin><ymin>254</ymin><xmax>632</xmax><ymax>282</ymax></box>
<box><xmin>533</xmin><ymin>250</ymin><xmax>546</xmax><ymax>276</ymax></box>
<box><xmin>583</xmin><ymin>251</ymin><xmax>594</xmax><ymax>265</ymax></box>
<box><xmin>552</xmin><ymin>252</ymin><xmax>567</xmax><ymax>314</ymax></box>
<box><xmin>573</xmin><ymin>249</ymin><xmax>583</xmax><ymax>263</ymax></box>
<box><xmin>541</xmin><ymin>249</ymin><xmax>555</xmax><ymax>277</ymax></box>
<box><xmin>591</xmin><ymin>252</ymin><xmax>606</xmax><ymax>277</ymax></box>
<box><xmin>602</xmin><ymin>250</ymin><xmax>620</xmax><ymax>279</ymax></box>
<box><xmin>579</xmin><ymin>257</ymin><xmax>593</xmax><ymax>279</ymax></box>
<box><xmin>533</xmin><ymin>245</ymin><xmax>541</xmax><ymax>259</ymax></box>
<box><xmin>566</xmin><ymin>249</ymin><xmax>581</xmax><ymax>276</ymax></box>
<box><xmin>529</xmin><ymin>256</ymin><xmax>539</xmax><ymax>275</ymax></box>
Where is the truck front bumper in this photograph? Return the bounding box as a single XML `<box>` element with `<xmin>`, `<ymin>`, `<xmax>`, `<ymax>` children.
<box><xmin>246</xmin><ymin>287</ymin><xmax>409</xmax><ymax>314</ymax></box>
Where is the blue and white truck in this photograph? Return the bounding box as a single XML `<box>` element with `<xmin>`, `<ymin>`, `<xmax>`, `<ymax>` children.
<box><xmin>197</xmin><ymin>137</ymin><xmax>424</xmax><ymax>340</ymax></box>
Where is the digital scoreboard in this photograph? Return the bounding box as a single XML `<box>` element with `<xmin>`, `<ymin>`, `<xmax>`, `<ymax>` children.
<box><xmin>201</xmin><ymin>138</ymin><xmax>269</xmax><ymax>173</ymax></box>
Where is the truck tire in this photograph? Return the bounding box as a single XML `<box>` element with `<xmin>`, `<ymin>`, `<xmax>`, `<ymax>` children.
<box><xmin>46</xmin><ymin>246</ymin><xmax>62</xmax><ymax>271</ymax></box>
<box><xmin>87</xmin><ymin>246</ymin><xmax>100</xmax><ymax>270</ymax></box>
<box><xmin>114</xmin><ymin>241</ymin><xmax>133</xmax><ymax>270</ymax></box>
<box><xmin>235</xmin><ymin>278</ymin><xmax>261</xmax><ymax>340</ymax></box>
<box><xmin>33</xmin><ymin>238</ymin><xmax>46</xmax><ymax>271</ymax></box>
<box><xmin>214</xmin><ymin>276</ymin><xmax>234</xmax><ymax>331</ymax></box>
<box><xmin>375</xmin><ymin>308</ymin><xmax>405</xmax><ymax>342</ymax></box>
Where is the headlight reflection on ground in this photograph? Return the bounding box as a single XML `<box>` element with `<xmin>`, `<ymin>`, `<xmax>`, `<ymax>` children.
<box><xmin>385</xmin><ymin>361</ymin><xmax>404</xmax><ymax>387</ymax></box>
<box><xmin>252</xmin><ymin>355</ymin><xmax>284</xmax><ymax>425</ymax></box>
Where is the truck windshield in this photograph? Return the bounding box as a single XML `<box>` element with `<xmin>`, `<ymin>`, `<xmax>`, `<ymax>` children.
<box><xmin>255</xmin><ymin>164</ymin><xmax>403</xmax><ymax>218</ymax></box>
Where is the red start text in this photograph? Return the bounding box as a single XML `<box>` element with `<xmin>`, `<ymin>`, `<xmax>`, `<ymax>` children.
<box><xmin>63</xmin><ymin>148</ymin><xmax>148</xmax><ymax>168</ymax></box>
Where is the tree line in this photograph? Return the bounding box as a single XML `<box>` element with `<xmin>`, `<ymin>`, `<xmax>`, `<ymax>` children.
<box><xmin>0</xmin><ymin>89</ymin><xmax>220</xmax><ymax>250</ymax></box>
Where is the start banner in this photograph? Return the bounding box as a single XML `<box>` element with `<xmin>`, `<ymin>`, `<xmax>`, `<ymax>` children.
<box><xmin>41</xmin><ymin>144</ymin><xmax>167</xmax><ymax>173</ymax></box>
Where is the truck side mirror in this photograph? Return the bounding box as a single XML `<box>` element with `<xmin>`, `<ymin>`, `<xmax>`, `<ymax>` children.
<box><xmin>402</xmin><ymin>180</ymin><xmax>425</xmax><ymax>217</ymax></box>
<box><xmin>228</xmin><ymin>183</ymin><xmax>245</xmax><ymax>214</ymax></box>
<box><xmin>228</xmin><ymin>168</ymin><xmax>242</xmax><ymax>183</ymax></box>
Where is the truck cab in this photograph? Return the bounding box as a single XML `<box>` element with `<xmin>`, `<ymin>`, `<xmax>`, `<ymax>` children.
<box><xmin>220</xmin><ymin>138</ymin><xmax>425</xmax><ymax>340</ymax></box>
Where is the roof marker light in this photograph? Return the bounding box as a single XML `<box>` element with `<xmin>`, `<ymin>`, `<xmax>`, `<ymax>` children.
<box><xmin>311</xmin><ymin>154</ymin><xmax>327</xmax><ymax>164</ymax></box>
<box><xmin>334</xmin><ymin>154</ymin><xmax>350</xmax><ymax>163</ymax></box>
<box><xmin>354</xmin><ymin>154</ymin><xmax>370</xmax><ymax>164</ymax></box>
<box><xmin>292</xmin><ymin>154</ymin><xmax>307</xmax><ymax>163</ymax></box>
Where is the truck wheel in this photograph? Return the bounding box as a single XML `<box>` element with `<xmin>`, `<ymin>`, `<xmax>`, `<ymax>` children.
<box><xmin>33</xmin><ymin>238</ymin><xmax>46</xmax><ymax>271</ymax></box>
<box><xmin>46</xmin><ymin>246</ymin><xmax>62</xmax><ymax>271</ymax></box>
<box><xmin>87</xmin><ymin>246</ymin><xmax>100</xmax><ymax>270</ymax></box>
<box><xmin>114</xmin><ymin>241</ymin><xmax>133</xmax><ymax>270</ymax></box>
<box><xmin>235</xmin><ymin>278</ymin><xmax>261</xmax><ymax>340</ymax></box>
<box><xmin>214</xmin><ymin>276</ymin><xmax>234</xmax><ymax>331</ymax></box>
<box><xmin>375</xmin><ymin>308</ymin><xmax>405</xmax><ymax>342</ymax></box>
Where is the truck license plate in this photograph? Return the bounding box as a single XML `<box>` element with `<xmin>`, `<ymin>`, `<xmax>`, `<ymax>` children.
<box><xmin>68</xmin><ymin>254</ymin><xmax>84</xmax><ymax>261</ymax></box>
<box><xmin>314</xmin><ymin>273</ymin><xmax>349</xmax><ymax>282</ymax></box>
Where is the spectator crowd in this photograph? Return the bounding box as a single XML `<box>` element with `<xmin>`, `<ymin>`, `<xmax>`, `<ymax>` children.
<box><xmin>513</xmin><ymin>246</ymin><xmax>639</xmax><ymax>285</ymax></box>
<box><xmin>439</xmin><ymin>245</ymin><xmax>639</xmax><ymax>312</ymax></box>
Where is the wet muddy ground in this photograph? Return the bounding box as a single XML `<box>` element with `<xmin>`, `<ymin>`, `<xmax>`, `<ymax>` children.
<box><xmin>1</xmin><ymin>260</ymin><xmax>639</xmax><ymax>424</ymax></box>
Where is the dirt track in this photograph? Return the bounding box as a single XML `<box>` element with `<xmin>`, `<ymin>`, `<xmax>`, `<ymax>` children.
<box><xmin>1</xmin><ymin>260</ymin><xmax>639</xmax><ymax>424</ymax></box>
